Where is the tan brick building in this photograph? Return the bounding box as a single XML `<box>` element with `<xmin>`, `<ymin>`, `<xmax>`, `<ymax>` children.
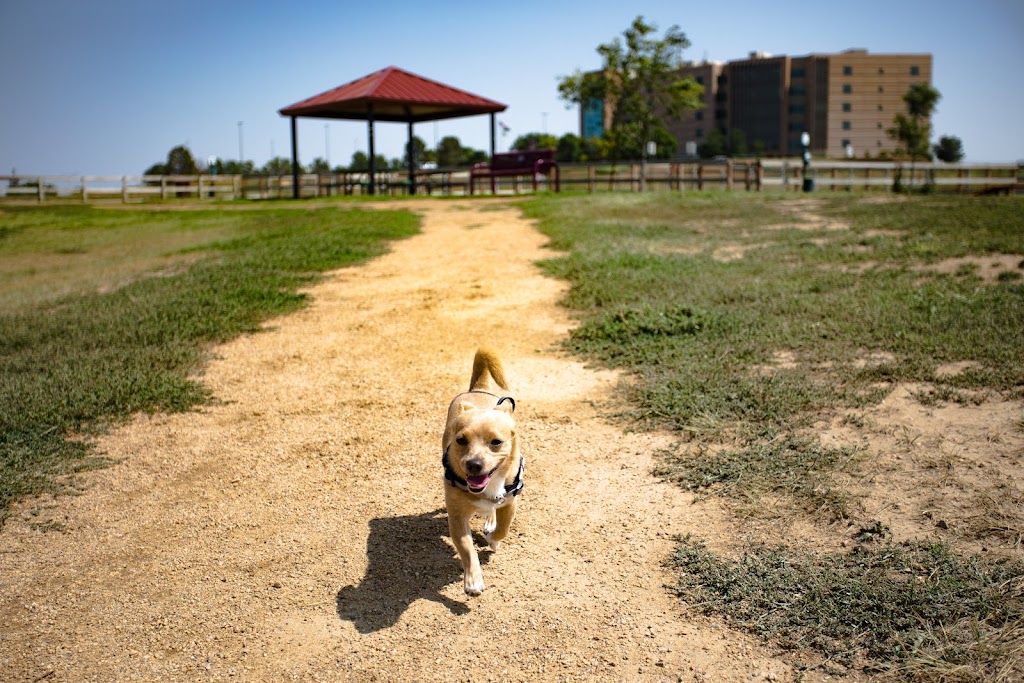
<box><xmin>584</xmin><ymin>49</ymin><xmax>933</xmax><ymax>158</ymax></box>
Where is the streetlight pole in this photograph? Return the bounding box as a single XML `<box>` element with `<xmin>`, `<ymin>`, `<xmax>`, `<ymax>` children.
<box><xmin>237</xmin><ymin>121</ymin><xmax>244</xmax><ymax>162</ymax></box>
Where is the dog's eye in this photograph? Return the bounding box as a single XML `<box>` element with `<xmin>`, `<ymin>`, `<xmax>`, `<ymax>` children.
<box><xmin>456</xmin><ymin>436</ymin><xmax>468</xmax><ymax>446</ymax></box>
<box><xmin>490</xmin><ymin>439</ymin><xmax>503</xmax><ymax>447</ymax></box>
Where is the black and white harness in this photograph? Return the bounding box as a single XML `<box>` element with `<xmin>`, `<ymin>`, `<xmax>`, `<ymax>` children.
<box><xmin>442</xmin><ymin>391</ymin><xmax>524</xmax><ymax>502</ymax></box>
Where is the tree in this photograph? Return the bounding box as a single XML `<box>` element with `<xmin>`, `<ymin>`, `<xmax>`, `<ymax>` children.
<box><xmin>261</xmin><ymin>157</ymin><xmax>295</xmax><ymax>175</ymax></box>
<box><xmin>404</xmin><ymin>136</ymin><xmax>428</xmax><ymax>169</ymax></box>
<box><xmin>461</xmin><ymin>147</ymin><xmax>487</xmax><ymax>166</ymax></box>
<box><xmin>436</xmin><ymin>136</ymin><xmax>463</xmax><ymax>167</ymax></box>
<box><xmin>933</xmin><ymin>135</ymin><xmax>964</xmax><ymax>163</ymax></box>
<box><xmin>557</xmin><ymin>15</ymin><xmax>703</xmax><ymax>162</ymax></box>
<box><xmin>348</xmin><ymin>151</ymin><xmax>369</xmax><ymax>171</ymax></box>
<box><xmin>698</xmin><ymin>128</ymin><xmax>727</xmax><ymax>159</ymax></box>
<box><xmin>166</xmin><ymin>145</ymin><xmax>198</xmax><ymax>175</ymax></box>
<box><xmin>308</xmin><ymin>157</ymin><xmax>331</xmax><ymax>174</ymax></box>
<box><xmin>887</xmin><ymin>83</ymin><xmax>940</xmax><ymax>187</ymax></box>
<box><xmin>511</xmin><ymin>132</ymin><xmax>558</xmax><ymax>151</ymax></box>
<box><xmin>727</xmin><ymin>129</ymin><xmax>747</xmax><ymax>157</ymax></box>
<box><xmin>556</xmin><ymin>133</ymin><xmax>583</xmax><ymax>162</ymax></box>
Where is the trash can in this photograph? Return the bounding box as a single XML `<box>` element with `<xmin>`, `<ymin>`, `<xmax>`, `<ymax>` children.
<box><xmin>802</xmin><ymin>177</ymin><xmax>815</xmax><ymax>192</ymax></box>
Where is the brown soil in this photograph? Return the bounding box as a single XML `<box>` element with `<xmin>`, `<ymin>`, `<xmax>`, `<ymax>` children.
<box><xmin>3</xmin><ymin>200</ymin><xmax>1020</xmax><ymax>682</ymax></box>
<box><xmin>0</xmin><ymin>201</ymin><xmax>848</xmax><ymax>682</ymax></box>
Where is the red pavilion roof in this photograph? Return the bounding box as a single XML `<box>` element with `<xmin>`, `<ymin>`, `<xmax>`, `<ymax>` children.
<box><xmin>279</xmin><ymin>66</ymin><xmax>506</xmax><ymax>123</ymax></box>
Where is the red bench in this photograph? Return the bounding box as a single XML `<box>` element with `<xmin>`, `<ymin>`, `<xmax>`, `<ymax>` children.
<box><xmin>469</xmin><ymin>149</ymin><xmax>560</xmax><ymax>195</ymax></box>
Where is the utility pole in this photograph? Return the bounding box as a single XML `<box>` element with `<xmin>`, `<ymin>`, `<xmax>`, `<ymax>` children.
<box><xmin>237</xmin><ymin>121</ymin><xmax>244</xmax><ymax>162</ymax></box>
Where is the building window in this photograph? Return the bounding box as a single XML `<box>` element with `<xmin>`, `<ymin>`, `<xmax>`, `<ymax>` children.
<box><xmin>791</xmin><ymin>85</ymin><xmax>806</xmax><ymax>96</ymax></box>
<box><xmin>910</xmin><ymin>65</ymin><xmax>920</xmax><ymax>76</ymax></box>
<box><xmin>696</xmin><ymin>111</ymin><xmax>704</xmax><ymax>121</ymax></box>
<box><xmin>696</xmin><ymin>128</ymin><xmax>704</xmax><ymax>138</ymax></box>
<box><xmin>843</xmin><ymin>84</ymin><xmax>852</xmax><ymax>94</ymax></box>
<box><xmin>879</xmin><ymin>67</ymin><xmax>885</xmax><ymax>75</ymax></box>
<box><xmin>843</xmin><ymin>65</ymin><xmax>853</xmax><ymax>76</ymax></box>
<box><xmin>791</xmin><ymin>67</ymin><xmax>806</xmax><ymax>78</ymax></box>
<box><xmin>878</xmin><ymin>86</ymin><xmax>884</xmax><ymax>93</ymax></box>
<box><xmin>842</xmin><ymin>103</ymin><xmax>852</xmax><ymax>112</ymax></box>
<box><xmin>842</xmin><ymin>121</ymin><xmax>851</xmax><ymax>130</ymax></box>
<box><xmin>841</xmin><ymin>139</ymin><xmax>851</xmax><ymax>148</ymax></box>
<box><xmin>878</xmin><ymin>104</ymin><xmax>884</xmax><ymax>111</ymax></box>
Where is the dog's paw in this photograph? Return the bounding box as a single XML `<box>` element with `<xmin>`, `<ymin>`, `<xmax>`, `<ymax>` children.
<box><xmin>464</xmin><ymin>572</ymin><xmax>485</xmax><ymax>596</ymax></box>
<box><xmin>485</xmin><ymin>532</ymin><xmax>502</xmax><ymax>551</ymax></box>
<box><xmin>483</xmin><ymin>512</ymin><xmax>497</xmax><ymax>535</ymax></box>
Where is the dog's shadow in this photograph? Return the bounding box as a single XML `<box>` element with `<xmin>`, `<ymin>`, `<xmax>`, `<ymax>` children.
<box><xmin>336</xmin><ymin>508</ymin><xmax>489</xmax><ymax>633</ymax></box>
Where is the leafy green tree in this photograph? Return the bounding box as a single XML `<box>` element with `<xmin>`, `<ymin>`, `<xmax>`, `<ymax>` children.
<box><xmin>556</xmin><ymin>134</ymin><xmax>583</xmax><ymax>162</ymax></box>
<box><xmin>166</xmin><ymin>145</ymin><xmax>198</xmax><ymax>175</ymax></box>
<box><xmin>511</xmin><ymin>133</ymin><xmax>558</xmax><ymax>151</ymax></box>
<box><xmin>143</xmin><ymin>162</ymin><xmax>167</xmax><ymax>176</ymax></box>
<box><xmin>348</xmin><ymin>151</ymin><xmax>369</xmax><ymax>171</ymax></box>
<box><xmin>888</xmin><ymin>83</ymin><xmax>940</xmax><ymax>188</ymax></box>
<box><xmin>557</xmin><ymin>15</ymin><xmax>703</xmax><ymax>162</ymax></box>
<box><xmin>461</xmin><ymin>148</ymin><xmax>487</xmax><ymax>166</ymax></box>
<box><xmin>261</xmin><ymin>157</ymin><xmax>295</xmax><ymax>175</ymax></box>
<box><xmin>309</xmin><ymin>157</ymin><xmax>331</xmax><ymax>174</ymax></box>
<box><xmin>436</xmin><ymin>136</ymin><xmax>463</xmax><ymax>167</ymax></box>
<box><xmin>933</xmin><ymin>135</ymin><xmax>964</xmax><ymax>162</ymax></box>
<box><xmin>698</xmin><ymin>128</ymin><xmax>727</xmax><ymax>158</ymax></box>
<box><xmin>404</xmin><ymin>136</ymin><xmax>428</xmax><ymax>168</ymax></box>
<box><xmin>728</xmin><ymin>129</ymin><xmax>747</xmax><ymax>156</ymax></box>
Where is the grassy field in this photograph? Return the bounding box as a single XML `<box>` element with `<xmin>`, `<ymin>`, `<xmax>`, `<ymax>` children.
<box><xmin>3</xmin><ymin>193</ymin><xmax>1022</xmax><ymax>678</ymax></box>
<box><xmin>523</xmin><ymin>192</ymin><xmax>1024</xmax><ymax>679</ymax></box>
<box><xmin>0</xmin><ymin>203</ymin><xmax>418</xmax><ymax>521</ymax></box>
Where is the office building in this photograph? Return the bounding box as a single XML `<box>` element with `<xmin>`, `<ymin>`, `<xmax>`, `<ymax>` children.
<box><xmin>582</xmin><ymin>49</ymin><xmax>933</xmax><ymax>158</ymax></box>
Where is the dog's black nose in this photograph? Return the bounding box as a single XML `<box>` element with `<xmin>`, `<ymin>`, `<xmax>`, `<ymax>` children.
<box><xmin>465</xmin><ymin>458</ymin><xmax>484</xmax><ymax>475</ymax></box>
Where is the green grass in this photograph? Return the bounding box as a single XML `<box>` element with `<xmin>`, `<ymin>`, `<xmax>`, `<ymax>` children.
<box><xmin>0</xmin><ymin>204</ymin><xmax>418</xmax><ymax>520</ymax></box>
<box><xmin>522</xmin><ymin>191</ymin><xmax>1024</xmax><ymax>676</ymax></box>
<box><xmin>672</xmin><ymin>536</ymin><xmax>1024</xmax><ymax>679</ymax></box>
<box><xmin>524</xmin><ymin>194</ymin><xmax>1024</xmax><ymax>440</ymax></box>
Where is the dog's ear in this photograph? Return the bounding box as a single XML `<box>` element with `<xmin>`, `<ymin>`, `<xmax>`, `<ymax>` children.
<box><xmin>456</xmin><ymin>401</ymin><xmax>476</xmax><ymax>415</ymax></box>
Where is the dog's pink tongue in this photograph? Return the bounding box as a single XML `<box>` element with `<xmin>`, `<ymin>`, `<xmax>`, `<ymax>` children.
<box><xmin>467</xmin><ymin>474</ymin><xmax>490</xmax><ymax>489</ymax></box>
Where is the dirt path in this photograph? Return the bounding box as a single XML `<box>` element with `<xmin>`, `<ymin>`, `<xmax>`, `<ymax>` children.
<box><xmin>1</xmin><ymin>202</ymin><xmax>843</xmax><ymax>682</ymax></box>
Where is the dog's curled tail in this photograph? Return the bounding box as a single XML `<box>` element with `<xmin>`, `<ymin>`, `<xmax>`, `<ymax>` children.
<box><xmin>470</xmin><ymin>347</ymin><xmax>509</xmax><ymax>391</ymax></box>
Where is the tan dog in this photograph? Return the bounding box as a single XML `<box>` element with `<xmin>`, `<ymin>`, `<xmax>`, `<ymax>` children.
<box><xmin>442</xmin><ymin>348</ymin><xmax>524</xmax><ymax>596</ymax></box>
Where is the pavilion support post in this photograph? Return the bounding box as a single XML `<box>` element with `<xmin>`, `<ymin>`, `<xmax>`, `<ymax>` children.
<box><xmin>290</xmin><ymin>116</ymin><xmax>300</xmax><ymax>199</ymax></box>
<box><xmin>367</xmin><ymin>104</ymin><xmax>376</xmax><ymax>196</ymax></box>
<box><xmin>489</xmin><ymin>113</ymin><xmax>496</xmax><ymax>158</ymax></box>
<box><xmin>407</xmin><ymin>120</ymin><xmax>415</xmax><ymax>195</ymax></box>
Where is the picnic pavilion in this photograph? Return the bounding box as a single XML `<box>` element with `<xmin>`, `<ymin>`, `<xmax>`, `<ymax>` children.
<box><xmin>279</xmin><ymin>66</ymin><xmax>507</xmax><ymax>197</ymax></box>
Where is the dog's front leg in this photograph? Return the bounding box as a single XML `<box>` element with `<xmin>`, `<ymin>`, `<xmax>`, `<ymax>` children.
<box><xmin>448</xmin><ymin>512</ymin><xmax>484</xmax><ymax>595</ymax></box>
<box><xmin>485</xmin><ymin>497</ymin><xmax>516</xmax><ymax>551</ymax></box>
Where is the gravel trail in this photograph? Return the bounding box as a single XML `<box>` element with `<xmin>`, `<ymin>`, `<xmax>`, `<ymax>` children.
<box><xmin>0</xmin><ymin>201</ymin><xmax>840</xmax><ymax>682</ymax></box>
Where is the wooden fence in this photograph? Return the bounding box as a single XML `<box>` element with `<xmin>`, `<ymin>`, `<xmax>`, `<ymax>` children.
<box><xmin>2</xmin><ymin>161</ymin><xmax>1020</xmax><ymax>203</ymax></box>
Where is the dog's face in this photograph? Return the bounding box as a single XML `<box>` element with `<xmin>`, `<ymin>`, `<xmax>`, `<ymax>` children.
<box><xmin>447</xmin><ymin>403</ymin><xmax>515</xmax><ymax>493</ymax></box>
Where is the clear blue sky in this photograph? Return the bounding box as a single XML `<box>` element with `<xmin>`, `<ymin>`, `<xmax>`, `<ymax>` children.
<box><xmin>1</xmin><ymin>0</ymin><xmax>1021</xmax><ymax>174</ymax></box>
